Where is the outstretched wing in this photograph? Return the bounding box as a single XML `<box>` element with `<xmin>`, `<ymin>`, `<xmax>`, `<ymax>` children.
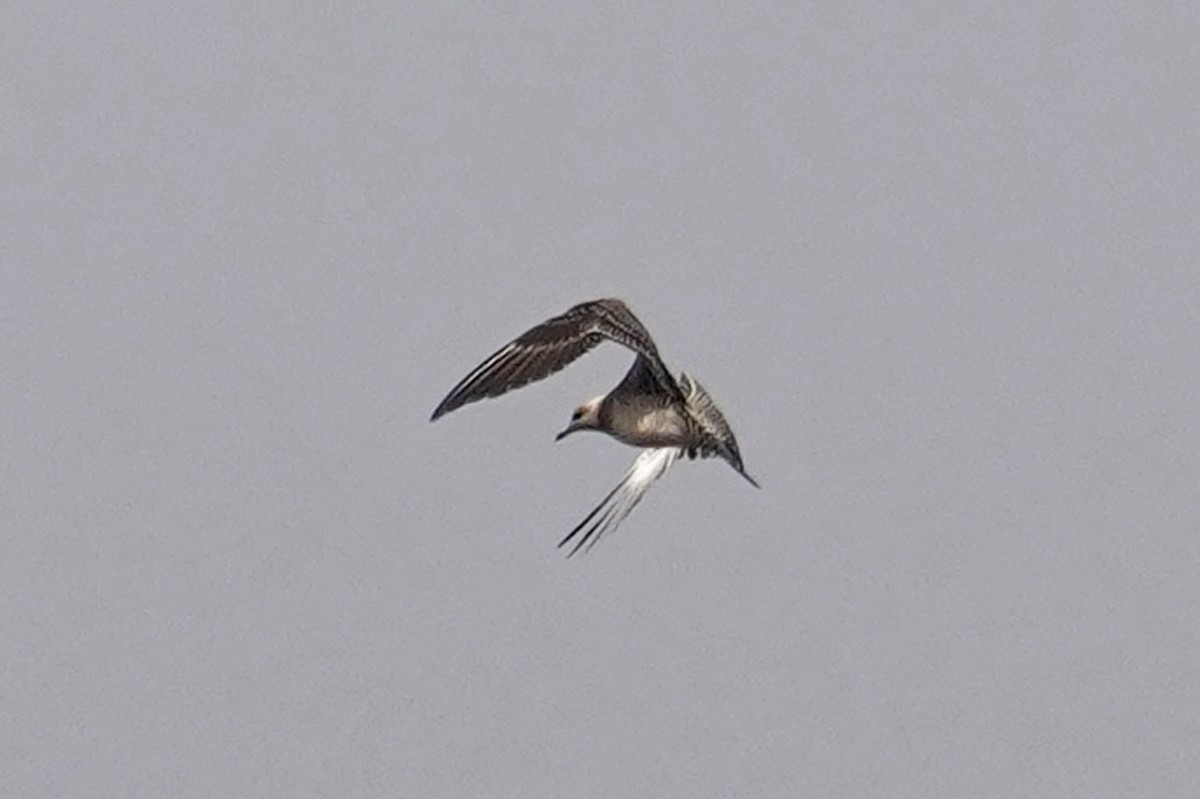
<box><xmin>558</xmin><ymin>447</ymin><xmax>681</xmax><ymax>557</ymax></box>
<box><xmin>680</xmin><ymin>373</ymin><xmax>760</xmax><ymax>488</ymax></box>
<box><xmin>431</xmin><ymin>298</ymin><xmax>679</xmax><ymax>420</ymax></box>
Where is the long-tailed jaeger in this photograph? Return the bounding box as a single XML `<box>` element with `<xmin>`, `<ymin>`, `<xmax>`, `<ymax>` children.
<box><xmin>431</xmin><ymin>298</ymin><xmax>759</xmax><ymax>555</ymax></box>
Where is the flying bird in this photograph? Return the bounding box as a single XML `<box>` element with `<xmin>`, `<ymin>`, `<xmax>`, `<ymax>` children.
<box><xmin>431</xmin><ymin>298</ymin><xmax>758</xmax><ymax>555</ymax></box>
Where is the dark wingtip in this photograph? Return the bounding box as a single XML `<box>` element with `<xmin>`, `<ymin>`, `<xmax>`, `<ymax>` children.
<box><xmin>430</xmin><ymin>395</ymin><xmax>459</xmax><ymax>421</ymax></box>
<box><xmin>723</xmin><ymin>452</ymin><xmax>760</xmax><ymax>488</ymax></box>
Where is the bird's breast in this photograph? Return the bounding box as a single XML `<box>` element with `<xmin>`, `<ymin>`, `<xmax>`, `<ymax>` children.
<box><xmin>606</xmin><ymin>403</ymin><xmax>691</xmax><ymax>448</ymax></box>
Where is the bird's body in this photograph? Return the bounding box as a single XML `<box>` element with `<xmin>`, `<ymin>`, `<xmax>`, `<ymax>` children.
<box><xmin>431</xmin><ymin>298</ymin><xmax>758</xmax><ymax>554</ymax></box>
<box><xmin>603</xmin><ymin>399</ymin><xmax>690</xmax><ymax>449</ymax></box>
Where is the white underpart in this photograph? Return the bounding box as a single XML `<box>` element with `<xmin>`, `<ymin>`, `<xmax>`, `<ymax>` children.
<box><xmin>562</xmin><ymin>447</ymin><xmax>681</xmax><ymax>555</ymax></box>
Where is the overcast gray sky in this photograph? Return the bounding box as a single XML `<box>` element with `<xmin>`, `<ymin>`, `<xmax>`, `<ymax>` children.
<box><xmin>4</xmin><ymin>3</ymin><xmax>1199</xmax><ymax>797</ymax></box>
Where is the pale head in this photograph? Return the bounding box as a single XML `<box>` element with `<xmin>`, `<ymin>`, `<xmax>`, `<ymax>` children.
<box><xmin>556</xmin><ymin>396</ymin><xmax>604</xmax><ymax>440</ymax></box>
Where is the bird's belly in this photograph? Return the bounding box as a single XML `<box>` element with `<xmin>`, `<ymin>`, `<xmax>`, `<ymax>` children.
<box><xmin>610</xmin><ymin>408</ymin><xmax>689</xmax><ymax>447</ymax></box>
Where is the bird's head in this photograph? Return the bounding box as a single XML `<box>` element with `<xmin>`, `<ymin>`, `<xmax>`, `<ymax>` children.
<box><xmin>556</xmin><ymin>396</ymin><xmax>603</xmax><ymax>441</ymax></box>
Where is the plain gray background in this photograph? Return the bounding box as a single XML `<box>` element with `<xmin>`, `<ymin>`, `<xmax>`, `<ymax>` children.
<box><xmin>4</xmin><ymin>3</ymin><xmax>1198</xmax><ymax>797</ymax></box>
